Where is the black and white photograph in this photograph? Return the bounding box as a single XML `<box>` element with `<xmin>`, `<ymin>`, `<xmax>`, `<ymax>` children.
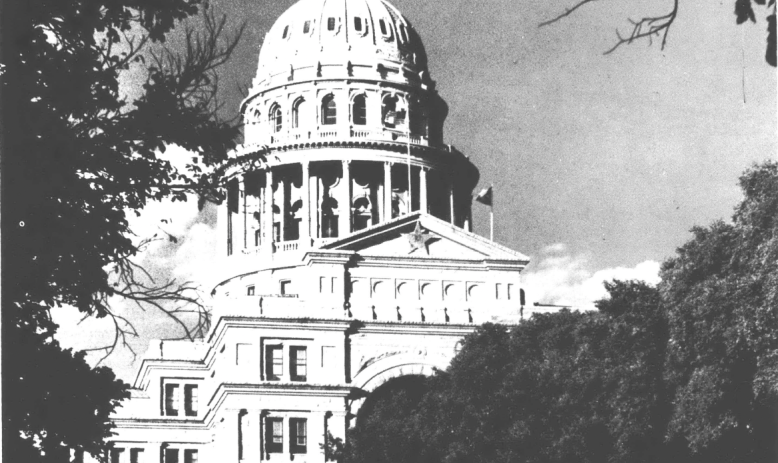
<box><xmin>2</xmin><ymin>0</ymin><xmax>776</xmax><ymax>461</ymax></box>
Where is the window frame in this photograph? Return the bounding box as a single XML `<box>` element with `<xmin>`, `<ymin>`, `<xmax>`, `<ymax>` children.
<box><xmin>289</xmin><ymin>418</ymin><xmax>307</xmax><ymax>454</ymax></box>
<box><xmin>266</xmin><ymin>345</ymin><xmax>283</xmax><ymax>381</ymax></box>
<box><xmin>184</xmin><ymin>384</ymin><xmax>198</xmax><ymax>417</ymax></box>
<box><xmin>321</xmin><ymin>94</ymin><xmax>337</xmax><ymax>125</ymax></box>
<box><xmin>270</xmin><ymin>104</ymin><xmax>282</xmax><ymax>133</ymax></box>
<box><xmin>351</xmin><ymin>94</ymin><xmax>367</xmax><ymax>126</ymax></box>
<box><xmin>164</xmin><ymin>383</ymin><xmax>180</xmax><ymax>416</ymax></box>
<box><xmin>266</xmin><ymin>417</ymin><xmax>284</xmax><ymax>454</ymax></box>
<box><xmin>290</xmin><ymin>346</ymin><xmax>307</xmax><ymax>382</ymax></box>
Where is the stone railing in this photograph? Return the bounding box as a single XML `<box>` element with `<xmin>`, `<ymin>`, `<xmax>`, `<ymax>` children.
<box><xmin>245</xmin><ymin>126</ymin><xmax>429</xmax><ymax>150</ymax></box>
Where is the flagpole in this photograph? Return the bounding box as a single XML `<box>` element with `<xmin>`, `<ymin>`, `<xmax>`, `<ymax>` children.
<box><xmin>407</xmin><ymin>114</ymin><xmax>411</xmax><ymax>215</ymax></box>
<box><xmin>490</xmin><ymin>183</ymin><xmax>494</xmax><ymax>241</ymax></box>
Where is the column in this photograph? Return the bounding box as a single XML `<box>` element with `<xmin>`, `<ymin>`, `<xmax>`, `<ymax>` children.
<box><xmin>264</xmin><ymin>169</ymin><xmax>274</xmax><ymax>256</ymax></box>
<box><xmin>448</xmin><ymin>177</ymin><xmax>455</xmax><ymax>224</ymax></box>
<box><xmin>419</xmin><ymin>167</ymin><xmax>428</xmax><ymax>214</ymax></box>
<box><xmin>339</xmin><ymin>160</ymin><xmax>351</xmax><ymax>237</ymax></box>
<box><xmin>383</xmin><ymin>161</ymin><xmax>392</xmax><ymax>221</ymax></box>
<box><xmin>301</xmin><ymin>161</ymin><xmax>311</xmax><ymax>247</ymax></box>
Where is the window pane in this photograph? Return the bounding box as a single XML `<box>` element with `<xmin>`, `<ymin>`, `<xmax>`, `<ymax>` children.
<box><xmin>165</xmin><ymin>384</ymin><xmax>179</xmax><ymax>416</ymax></box>
<box><xmin>266</xmin><ymin>418</ymin><xmax>284</xmax><ymax>453</ymax></box>
<box><xmin>291</xmin><ymin>347</ymin><xmax>307</xmax><ymax>381</ymax></box>
<box><xmin>354</xmin><ymin>17</ymin><xmax>362</xmax><ymax>31</ymax></box>
<box><xmin>303</xmin><ymin>21</ymin><xmax>310</xmax><ymax>33</ymax></box>
<box><xmin>184</xmin><ymin>450</ymin><xmax>198</xmax><ymax>463</ymax></box>
<box><xmin>165</xmin><ymin>449</ymin><xmax>179</xmax><ymax>463</ymax></box>
<box><xmin>130</xmin><ymin>449</ymin><xmax>143</xmax><ymax>463</ymax></box>
<box><xmin>353</xmin><ymin>95</ymin><xmax>366</xmax><ymax>125</ymax></box>
<box><xmin>185</xmin><ymin>385</ymin><xmax>198</xmax><ymax>416</ymax></box>
<box><xmin>327</xmin><ymin>17</ymin><xmax>335</xmax><ymax>31</ymax></box>
<box><xmin>267</xmin><ymin>346</ymin><xmax>283</xmax><ymax>380</ymax></box>
<box><xmin>322</xmin><ymin>96</ymin><xmax>337</xmax><ymax>125</ymax></box>
<box><xmin>290</xmin><ymin>418</ymin><xmax>307</xmax><ymax>454</ymax></box>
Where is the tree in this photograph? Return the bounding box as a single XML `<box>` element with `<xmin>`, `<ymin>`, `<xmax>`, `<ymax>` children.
<box><xmin>1</xmin><ymin>0</ymin><xmax>244</xmax><ymax>459</ymax></box>
<box><xmin>341</xmin><ymin>161</ymin><xmax>778</xmax><ymax>463</ymax></box>
<box><xmin>659</xmin><ymin>161</ymin><xmax>778</xmax><ymax>461</ymax></box>
<box><xmin>541</xmin><ymin>0</ymin><xmax>777</xmax><ymax>66</ymax></box>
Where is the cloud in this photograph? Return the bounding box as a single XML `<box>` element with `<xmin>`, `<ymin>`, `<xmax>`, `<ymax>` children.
<box><xmin>521</xmin><ymin>246</ymin><xmax>661</xmax><ymax>312</ymax></box>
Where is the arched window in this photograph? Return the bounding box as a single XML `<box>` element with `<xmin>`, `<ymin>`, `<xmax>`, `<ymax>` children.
<box><xmin>353</xmin><ymin>196</ymin><xmax>371</xmax><ymax>231</ymax></box>
<box><xmin>269</xmin><ymin>104</ymin><xmax>282</xmax><ymax>133</ymax></box>
<box><xmin>399</xmin><ymin>25</ymin><xmax>408</xmax><ymax>42</ymax></box>
<box><xmin>327</xmin><ymin>17</ymin><xmax>336</xmax><ymax>31</ymax></box>
<box><xmin>352</xmin><ymin>94</ymin><xmax>366</xmax><ymax>126</ymax></box>
<box><xmin>292</xmin><ymin>98</ymin><xmax>306</xmax><ymax>129</ymax></box>
<box><xmin>282</xmin><ymin>25</ymin><xmax>289</xmax><ymax>39</ymax></box>
<box><xmin>354</xmin><ymin>17</ymin><xmax>362</xmax><ymax>32</ymax></box>
<box><xmin>379</xmin><ymin>19</ymin><xmax>387</xmax><ymax>35</ymax></box>
<box><xmin>321</xmin><ymin>197</ymin><xmax>338</xmax><ymax>238</ymax></box>
<box><xmin>303</xmin><ymin>21</ymin><xmax>310</xmax><ymax>34</ymax></box>
<box><xmin>382</xmin><ymin>95</ymin><xmax>405</xmax><ymax>129</ymax></box>
<box><xmin>321</xmin><ymin>95</ymin><xmax>337</xmax><ymax>125</ymax></box>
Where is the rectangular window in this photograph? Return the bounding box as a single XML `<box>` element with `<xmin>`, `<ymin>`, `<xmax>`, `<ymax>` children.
<box><xmin>290</xmin><ymin>418</ymin><xmax>307</xmax><ymax>454</ymax></box>
<box><xmin>273</xmin><ymin>222</ymin><xmax>281</xmax><ymax>242</ymax></box>
<box><xmin>327</xmin><ymin>17</ymin><xmax>335</xmax><ymax>31</ymax></box>
<box><xmin>507</xmin><ymin>283</ymin><xmax>514</xmax><ymax>300</ymax></box>
<box><xmin>164</xmin><ymin>384</ymin><xmax>180</xmax><ymax>416</ymax></box>
<box><xmin>354</xmin><ymin>17</ymin><xmax>362</xmax><ymax>31</ymax></box>
<box><xmin>164</xmin><ymin>449</ymin><xmax>179</xmax><ymax>463</ymax></box>
<box><xmin>184</xmin><ymin>385</ymin><xmax>198</xmax><ymax>417</ymax></box>
<box><xmin>266</xmin><ymin>418</ymin><xmax>284</xmax><ymax>453</ymax></box>
<box><xmin>110</xmin><ymin>448</ymin><xmax>124</xmax><ymax>463</ymax></box>
<box><xmin>266</xmin><ymin>346</ymin><xmax>283</xmax><ymax>380</ymax></box>
<box><xmin>130</xmin><ymin>449</ymin><xmax>143</xmax><ymax>463</ymax></box>
<box><xmin>247</xmin><ymin>285</ymin><xmax>255</xmax><ymax>296</ymax></box>
<box><xmin>290</xmin><ymin>347</ymin><xmax>307</xmax><ymax>381</ymax></box>
<box><xmin>280</xmin><ymin>280</ymin><xmax>291</xmax><ymax>295</ymax></box>
<box><xmin>495</xmin><ymin>283</ymin><xmax>502</xmax><ymax>300</ymax></box>
<box><xmin>184</xmin><ymin>449</ymin><xmax>198</xmax><ymax>463</ymax></box>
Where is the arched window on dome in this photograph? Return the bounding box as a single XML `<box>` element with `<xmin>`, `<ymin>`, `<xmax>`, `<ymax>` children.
<box><xmin>282</xmin><ymin>25</ymin><xmax>289</xmax><ymax>39</ymax></box>
<box><xmin>292</xmin><ymin>98</ymin><xmax>306</xmax><ymax>129</ymax></box>
<box><xmin>399</xmin><ymin>24</ymin><xmax>408</xmax><ymax>43</ymax></box>
<box><xmin>303</xmin><ymin>21</ymin><xmax>310</xmax><ymax>34</ymax></box>
<box><xmin>382</xmin><ymin>94</ymin><xmax>406</xmax><ymax>129</ymax></box>
<box><xmin>352</xmin><ymin>94</ymin><xmax>366</xmax><ymax>126</ymax></box>
<box><xmin>269</xmin><ymin>104</ymin><xmax>282</xmax><ymax>133</ymax></box>
<box><xmin>354</xmin><ymin>17</ymin><xmax>362</xmax><ymax>32</ymax></box>
<box><xmin>378</xmin><ymin>19</ymin><xmax>387</xmax><ymax>35</ymax></box>
<box><xmin>327</xmin><ymin>17</ymin><xmax>336</xmax><ymax>31</ymax></box>
<box><xmin>321</xmin><ymin>95</ymin><xmax>337</xmax><ymax>125</ymax></box>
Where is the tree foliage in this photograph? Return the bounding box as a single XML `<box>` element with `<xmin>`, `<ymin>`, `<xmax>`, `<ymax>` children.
<box><xmin>2</xmin><ymin>0</ymin><xmax>243</xmax><ymax>459</ymax></box>
<box><xmin>343</xmin><ymin>161</ymin><xmax>778</xmax><ymax>463</ymax></box>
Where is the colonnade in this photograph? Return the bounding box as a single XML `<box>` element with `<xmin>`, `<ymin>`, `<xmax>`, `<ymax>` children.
<box><xmin>227</xmin><ymin>159</ymin><xmax>457</xmax><ymax>257</ymax></box>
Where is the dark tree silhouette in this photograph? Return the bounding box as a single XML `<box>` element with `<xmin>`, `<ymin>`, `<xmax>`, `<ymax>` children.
<box><xmin>342</xmin><ymin>162</ymin><xmax>778</xmax><ymax>463</ymax></box>
<box><xmin>542</xmin><ymin>0</ymin><xmax>777</xmax><ymax>66</ymax></box>
<box><xmin>1</xmin><ymin>0</ymin><xmax>245</xmax><ymax>459</ymax></box>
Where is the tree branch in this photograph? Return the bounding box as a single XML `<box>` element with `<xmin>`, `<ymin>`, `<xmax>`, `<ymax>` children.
<box><xmin>539</xmin><ymin>0</ymin><xmax>600</xmax><ymax>28</ymax></box>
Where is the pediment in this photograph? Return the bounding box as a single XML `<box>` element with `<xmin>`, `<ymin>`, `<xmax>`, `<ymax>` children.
<box><xmin>321</xmin><ymin>213</ymin><xmax>529</xmax><ymax>262</ymax></box>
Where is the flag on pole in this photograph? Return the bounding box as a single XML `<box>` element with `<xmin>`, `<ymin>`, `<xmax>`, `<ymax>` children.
<box><xmin>474</xmin><ymin>186</ymin><xmax>492</xmax><ymax>206</ymax></box>
<box><xmin>383</xmin><ymin>109</ymin><xmax>407</xmax><ymax>127</ymax></box>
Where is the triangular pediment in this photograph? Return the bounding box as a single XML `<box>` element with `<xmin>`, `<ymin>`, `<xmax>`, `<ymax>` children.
<box><xmin>320</xmin><ymin>213</ymin><xmax>529</xmax><ymax>262</ymax></box>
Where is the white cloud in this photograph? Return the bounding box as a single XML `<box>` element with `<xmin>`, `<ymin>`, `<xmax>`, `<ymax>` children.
<box><xmin>521</xmin><ymin>247</ymin><xmax>661</xmax><ymax>312</ymax></box>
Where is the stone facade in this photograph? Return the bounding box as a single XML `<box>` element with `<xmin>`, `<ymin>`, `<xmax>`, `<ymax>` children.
<box><xmin>106</xmin><ymin>1</ymin><xmax>543</xmax><ymax>462</ymax></box>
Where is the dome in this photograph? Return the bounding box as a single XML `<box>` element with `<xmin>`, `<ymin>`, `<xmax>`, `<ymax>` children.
<box><xmin>252</xmin><ymin>0</ymin><xmax>429</xmax><ymax>90</ymax></box>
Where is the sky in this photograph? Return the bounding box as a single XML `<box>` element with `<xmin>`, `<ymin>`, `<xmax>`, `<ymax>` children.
<box><xmin>53</xmin><ymin>0</ymin><xmax>776</xmax><ymax>381</ymax></box>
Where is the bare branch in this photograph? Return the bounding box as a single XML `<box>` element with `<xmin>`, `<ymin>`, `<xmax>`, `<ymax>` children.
<box><xmin>539</xmin><ymin>0</ymin><xmax>599</xmax><ymax>28</ymax></box>
<box><xmin>541</xmin><ymin>0</ymin><xmax>680</xmax><ymax>56</ymax></box>
<box><xmin>604</xmin><ymin>0</ymin><xmax>679</xmax><ymax>55</ymax></box>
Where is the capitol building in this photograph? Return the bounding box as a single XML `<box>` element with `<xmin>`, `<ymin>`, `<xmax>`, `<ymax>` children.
<box><xmin>106</xmin><ymin>0</ymin><xmax>547</xmax><ymax>461</ymax></box>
